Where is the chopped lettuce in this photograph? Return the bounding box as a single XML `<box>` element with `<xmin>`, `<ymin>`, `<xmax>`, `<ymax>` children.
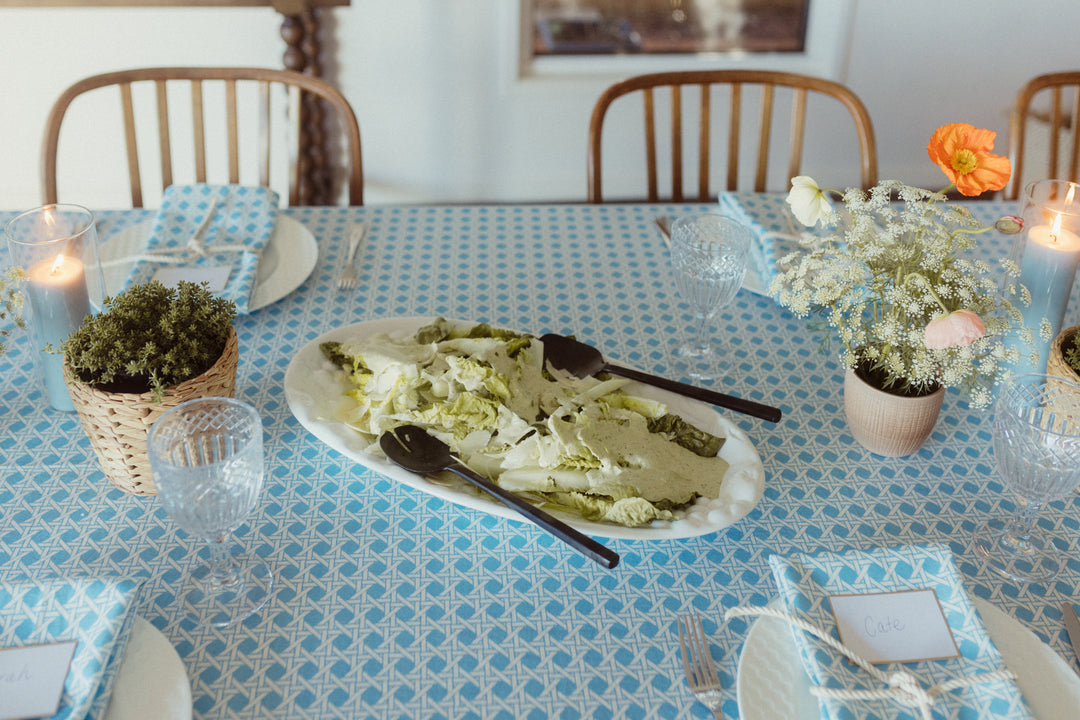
<box><xmin>320</xmin><ymin>318</ymin><xmax>729</xmax><ymax>527</ymax></box>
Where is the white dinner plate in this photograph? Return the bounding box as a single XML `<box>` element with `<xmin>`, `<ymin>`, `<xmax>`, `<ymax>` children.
<box><xmin>99</xmin><ymin>216</ymin><xmax>318</xmax><ymax>311</ymax></box>
<box><xmin>737</xmin><ymin>598</ymin><xmax>1080</xmax><ymax>720</ymax></box>
<box><xmin>105</xmin><ymin>617</ymin><xmax>191</xmax><ymax>720</ymax></box>
<box><xmin>284</xmin><ymin>317</ymin><xmax>766</xmax><ymax>540</ymax></box>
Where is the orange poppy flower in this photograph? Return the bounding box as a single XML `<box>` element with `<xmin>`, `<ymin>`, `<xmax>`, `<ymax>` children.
<box><xmin>926</xmin><ymin>123</ymin><xmax>1011</xmax><ymax>196</ymax></box>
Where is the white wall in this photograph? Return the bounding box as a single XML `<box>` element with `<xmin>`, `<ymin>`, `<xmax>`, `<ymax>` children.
<box><xmin>1</xmin><ymin>1</ymin><xmax>1078</xmax><ymax>210</ymax></box>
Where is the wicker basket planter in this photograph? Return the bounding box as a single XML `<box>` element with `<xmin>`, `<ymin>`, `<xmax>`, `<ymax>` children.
<box><xmin>1048</xmin><ymin>325</ymin><xmax>1080</xmax><ymax>385</ymax></box>
<box><xmin>64</xmin><ymin>328</ymin><xmax>239</xmax><ymax>496</ymax></box>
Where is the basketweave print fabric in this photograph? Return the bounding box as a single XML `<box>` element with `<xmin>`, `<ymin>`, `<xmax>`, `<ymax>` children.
<box><xmin>768</xmin><ymin>543</ymin><xmax>1033</xmax><ymax>720</ymax></box>
<box><xmin>122</xmin><ymin>184</ymin><xmax>278</xmax><ymax>314</ymax></box>
<box><xmin>0</xmin><ymin>576</ymin><xmax>144</xmax><ymax>720</ymax></box>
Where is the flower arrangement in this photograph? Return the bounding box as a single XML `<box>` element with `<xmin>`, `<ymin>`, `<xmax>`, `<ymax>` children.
<box><xmin>772</xmin><ymin>123</ymin><xmax>1033</xmax><ymax>409</ymax></box>
<box><xmin>0</xmin><ymin>267</ymin><xmax>25</xmax><ymax>358</ymax></box>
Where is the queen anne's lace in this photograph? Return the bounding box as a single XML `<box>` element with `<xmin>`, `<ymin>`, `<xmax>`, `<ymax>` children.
<box><xmin>771</xmin><ymin>178</ymin><xmax>1034</xmax><ymax>408</ymax></box>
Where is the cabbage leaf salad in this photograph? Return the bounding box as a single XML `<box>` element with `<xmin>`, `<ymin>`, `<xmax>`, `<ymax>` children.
<box><xmin>320</xmin><ymin>318</ymin><xmax>729</xmax><ymax>527</ymax></box>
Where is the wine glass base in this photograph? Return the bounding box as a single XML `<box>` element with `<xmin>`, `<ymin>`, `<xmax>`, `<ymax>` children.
<box><xmin>180</xmin><ymin>552</ymin><xmax>274</xmax><ymax>628</ymax></box>
<box><xmin>671</xmin><ymin>345</ymin><xmax>733</xmax><ymax>384</ymax></box>
<box><xmin>972</xmin><ymin>518</ymin><xmax>1062</xmax><ymax>584</ymax></box>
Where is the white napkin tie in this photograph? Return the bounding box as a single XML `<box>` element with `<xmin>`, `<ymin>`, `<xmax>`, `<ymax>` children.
<box><xmin>103</xmin><ymin>197</ymin><xmax>260</xmax><ymax>268</ymax></box>
<box><xmin>725</xmin><ymin>604</ymin><xmax>1017</xmax><ymax>720</ymax></box>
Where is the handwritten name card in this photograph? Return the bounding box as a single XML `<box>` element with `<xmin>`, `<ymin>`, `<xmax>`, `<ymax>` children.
<box><xmin>0</xmin><ymin>641</ymin><xmax>77</xmax><ymax>720</ymax></box>
<box><xmin>828</xmin><ymin>589</ymin><xmax>959</xmax><ymax>664</ymax></box>
<box><xmin>152</xmin><ymin>265</ymin><xmax>231</xmax><ymax>293</ymax></box>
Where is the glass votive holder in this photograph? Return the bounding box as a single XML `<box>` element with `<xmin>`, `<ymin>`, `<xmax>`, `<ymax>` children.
<box><xmin>4</xmin><ymin>204</ymin><xmax>106</xmax><ymax>411</ymax></box>
<box><xmin>1009</xmin><ymin>179</ymin><xmax>1080</xmax><ymax>373</ymax></box>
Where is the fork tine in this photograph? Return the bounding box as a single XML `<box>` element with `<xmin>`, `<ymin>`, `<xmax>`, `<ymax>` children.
<box><xmin>678</xmin><ymin>616</ymin><xmax>694</xmax><ymax>683</ymax></box>
<box><xmin>691</xmin><ymin>614</ymin><xmax>720</xmax><ymax>688</ymax></box>
<box><xmin>679</xmin><ymin>613</ymin><xmax>724</xmax><ymax>719</ymax></box>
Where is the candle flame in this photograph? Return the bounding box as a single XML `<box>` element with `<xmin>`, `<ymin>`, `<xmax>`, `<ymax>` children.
<box><xmin>50</xmin><ymin>254</ymin><xmax>66</xmax><ymax>275</ymax></box>
<box><xmin>1068</xmin><ymin>184</ymin><xmax>1077</xmax><ymax>206</ymax></box>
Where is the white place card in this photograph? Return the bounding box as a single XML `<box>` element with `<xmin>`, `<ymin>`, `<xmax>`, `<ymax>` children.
<box><xmin>827</xmin><ymin>589</ymin><xmax>959</xmax><ymax>664</ymax></box>
<box><xmin>152</xmin><ymin>265</ymin><xmax>231</xmax><ymax>292</ymax></box>
<box><xmin>0</xmin><ymin>640</ymin><xmax>77</xmax><ymax>720</ymax></box>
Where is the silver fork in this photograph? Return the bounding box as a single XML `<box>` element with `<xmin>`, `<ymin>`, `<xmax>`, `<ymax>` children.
<box><xmin>336</xmin><ymin>222</ymin><xmax>368</xmax><ymax>291</ymax></box>
<box><xmin>678</xmin><ymin>613</ymin><xmax>724</xmax><ymax>719</ymax></box>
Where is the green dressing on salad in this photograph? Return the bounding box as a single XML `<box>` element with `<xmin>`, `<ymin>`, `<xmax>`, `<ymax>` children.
<box><xmin>320</xmin><ymin>318</ymin><xmax>729</xmax><ymax>527</ymax></box>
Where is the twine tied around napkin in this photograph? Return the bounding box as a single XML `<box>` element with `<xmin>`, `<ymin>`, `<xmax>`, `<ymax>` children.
<box><xmin>112</xmin><ymin>196</ymin><xmax>261</xmax><ymax>267</ymax></box>
<box><xmin>725</xmin><ymin>604</ymin><xmax>1016</xmax><ymax>720</ymax></box>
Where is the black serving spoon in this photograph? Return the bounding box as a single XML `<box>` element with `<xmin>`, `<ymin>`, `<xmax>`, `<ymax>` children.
<box><xmin>540</xmin><ymin>333</ymin><xmax>782</xmax><ymax>424</ymax></box>
<box><xmin>379</xmin><ymin>424</ymin><xmax>620</xmax><ymax>570</ymax></box>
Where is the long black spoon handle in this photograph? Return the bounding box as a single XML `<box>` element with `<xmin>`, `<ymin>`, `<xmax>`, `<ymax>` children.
<box><xmin>605</xmin><ymin>364</ymin><xmax>782</xmax><ymax>423</ymax></box>
<box><xmin>446</xmin><ymin>461</ymin><xmax>620</xmax><ymax>570</ymax></box>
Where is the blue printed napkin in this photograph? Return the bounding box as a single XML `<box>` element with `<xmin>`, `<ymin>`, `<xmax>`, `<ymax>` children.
<box><xmin>718</xmin><ymin>191</ymin><xmax>820</xmax><ymax>294</ymax></box>
<box><xmin>122</xmin><ymin>184</ymin><xmax>278</xmax><ymax>314</ymax></box>
<box><xmin>768</xmin><ymin>544</ymin><xmax>1032</xmax><ymax>720</ymax></box>
<box><xmin>0</xmin><ymin>576</ymin><xmax>145</xmax><ymax>720</ymax></box>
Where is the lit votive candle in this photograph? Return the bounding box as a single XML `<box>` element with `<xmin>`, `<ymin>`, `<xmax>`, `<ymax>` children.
<box><xmin>1017</xmin><ymin>212</ymin><xmax>1080</xmax><ymax>372</ymax></box>
<box><xmin>26</xmin><ymin>253</ymin><xmax>91</xmax><ymax>411</ymax></box>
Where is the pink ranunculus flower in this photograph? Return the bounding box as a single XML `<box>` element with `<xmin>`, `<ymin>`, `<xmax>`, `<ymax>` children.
<box><xmin>924</xmin><ymin>309</ymin><xmax>986</xmax><ymax>349</ymax></box>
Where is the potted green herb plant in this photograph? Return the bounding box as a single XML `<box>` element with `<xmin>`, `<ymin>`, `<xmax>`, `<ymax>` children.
<box><xmin>1049</xmin><ymin>325</ymin><xmax>1080</xmax><ymax>385</ymax></box>
<box><xmin>60</xmin><ymin>281</ymin><xmax>238</xmax><ymax>495</ymax></box>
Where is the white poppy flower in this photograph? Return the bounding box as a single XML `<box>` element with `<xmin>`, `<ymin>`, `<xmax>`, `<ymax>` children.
<box><xmin>786</xmin><ymin>176</ymin><xmax>833</xmax><ymax>227</ymax></box>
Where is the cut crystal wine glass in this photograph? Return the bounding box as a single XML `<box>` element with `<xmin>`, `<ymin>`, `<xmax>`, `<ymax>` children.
<box><xmin>972</xmin><ymin>373</ymin><xmax>1080</xmax><ymax>583</ymax></box>
<box><xmin>670</xmin><ymin>213</ymin><xmax>751</xmax><ymax>383</ymax></box>
<box><xmin>148</xmin><ymin>396</ymin><xmax>273</xmax><ymax>627</ymax></box>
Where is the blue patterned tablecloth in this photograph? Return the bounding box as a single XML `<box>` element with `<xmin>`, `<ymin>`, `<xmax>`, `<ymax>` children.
<box><xmin>1</xmin><ymin>200</ymin><xmax>1079</xmax><ymax>720</ymax></box>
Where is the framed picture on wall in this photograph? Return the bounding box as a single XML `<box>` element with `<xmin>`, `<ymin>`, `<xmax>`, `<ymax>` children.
<box><xmin>507</xmin><ymin>0</ymin><xmax>854</xmax><ymax>81</ymax></box>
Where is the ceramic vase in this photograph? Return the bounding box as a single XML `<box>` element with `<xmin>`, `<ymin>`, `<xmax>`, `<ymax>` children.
<box><xmin>843</xmin><ymin>368</ymin><xmax>945</xmax><ymax>457</ymax></box>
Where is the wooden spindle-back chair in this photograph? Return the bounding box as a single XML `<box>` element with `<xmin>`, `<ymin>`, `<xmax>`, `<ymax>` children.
<box><xmin>42</xmin><ymin>66</ymin><xmax>363</xmax><ymax>207</ymax></box>
<box><xmin>587</xmin><ymin>70</ymin><xmax>877</xmax><ymax>203</ymax></box>
<box><xmin>1006</xmin><ymin>71</ymin><xmax>1080</xmax><ymax>201</ymax></box>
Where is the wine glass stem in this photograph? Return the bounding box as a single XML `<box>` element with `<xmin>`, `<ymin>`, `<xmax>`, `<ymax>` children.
<box><xmin>1005</xmin><ymin>500</ymin><xmax>1044</xmax><ymax>549</ymax></box>
<box><xmin>205</xmin><ymin>535</ymin><xmax>241</xmax><ymax>590</ymax></box>
<box><xmin>690</xmin><ymin>311</ymin><xmax>711</xmax><ymax>353</ymax></box>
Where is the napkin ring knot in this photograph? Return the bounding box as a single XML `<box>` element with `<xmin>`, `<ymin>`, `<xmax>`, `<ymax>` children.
<box><xmin>724</xmin><ymin>605</ymin><xmax>1017</xmax><ymax>720</ymax></box>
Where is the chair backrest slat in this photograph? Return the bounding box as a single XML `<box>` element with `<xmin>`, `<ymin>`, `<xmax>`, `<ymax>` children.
<box><xmin>191</xmin><ymin>80</ymin><xmax>207</xmax><ymax>183</ymax></box>
<box><xmin>1070</xmin><ymin>89</ymin><xmax>1080</xmax><ymax>185</ymax></box>
<box><xmin>119</xmin><ymin>83</ymin><xmax>142</xmax><ymax>209</ymax></box>
<box><xmin>643</xmin><ymin>88</ymin><xmax>658</xmax><ymax>202</ymax></box>
<box><xmin>587</xmin><ymin>69</ymin><xmax>877</xmax><ymax>203</ymax></box>
<box><xmin>671</xmin><ymin>85</ymin><xmax>683</xmax><ymax>202</ymax></box>
<box><xmin>754</xmin><ymin>84</ymin><xmax>775</xmax><ymax>192</ymax></box>
<box><xmin>42</xmin><ymin>66</ymin><xmax>364</xmax><ymax>207</ymax></box>
<box><xmin>1049</xmin><ymin>88</ymin><xmax>1063</xmax><ymax>184</ymax></box>
<box><xmin>726</xmin><ymin>83</ymin><xmax>741</xmax><ymax>193</ymax></box>
<box><xmin>788</xmin><ymin>88</ymin><xmax>808</xmax><ymax>186</ymax></box>
<box><xmin>224</xmin><ymin>79</ymin><xmax>239</xmax><ymax>185</ymax></box>
<box><xmin>154</xmin><ymin>79</ymin><xmax>173</xmax><ymax>192</ymax></box>
<box><xmin>257</xmin><ymin>80</ymin><xmax>271</xmax><ymax>190</ymax></box>
<box><xmin>698</xmin><ymin>84</ymin><xmax>711</xmax><ymax>202</ymax></box>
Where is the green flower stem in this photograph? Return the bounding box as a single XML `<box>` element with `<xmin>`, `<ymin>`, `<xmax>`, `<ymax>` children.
<box><xmin>904</xmin><ymin>272</ymin><xmax>949</xmax><ymax>315</ymax></box>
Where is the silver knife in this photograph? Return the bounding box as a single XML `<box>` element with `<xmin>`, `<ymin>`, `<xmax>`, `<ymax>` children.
<box><xmin>1061</xmin><ymin>602</ymin><xmax>1080</xmax><ymax>666</ymax></box>
<box><xmin>654</xmin><ymin>216</ymin><xmax>671</xmax><ymax>248</ymax></box>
